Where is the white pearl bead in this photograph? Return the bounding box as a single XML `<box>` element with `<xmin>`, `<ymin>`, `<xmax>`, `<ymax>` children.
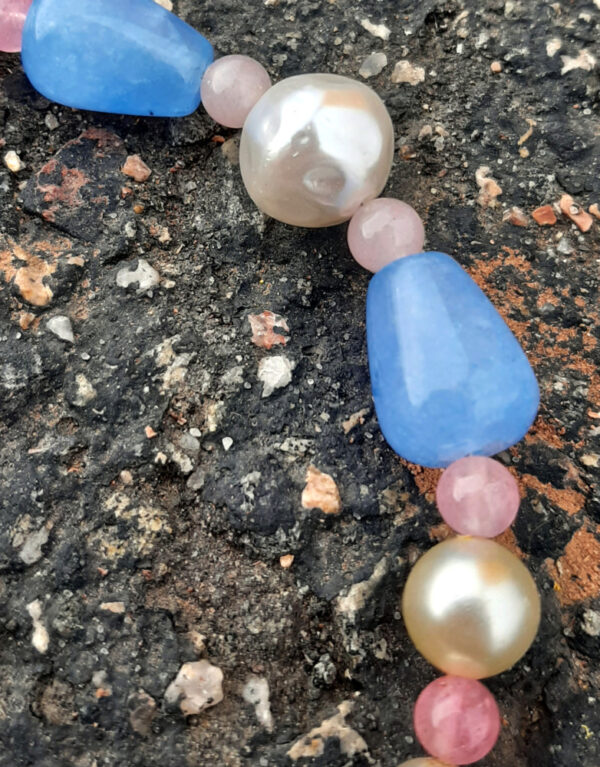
<box><xmin>239</xmin><ymin>74</ymin><xmax>394</xmax><ymax>228</ymax></box>
<box><xmin>402</xmin><ymin>537</ymin><xmax>540</xmax><ymax>679</ymax></box>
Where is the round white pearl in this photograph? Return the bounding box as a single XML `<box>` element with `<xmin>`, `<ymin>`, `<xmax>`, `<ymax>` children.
<box><xmin>402</xmin><ymin>537</ymin><xmax>540</xmax><ymax>679</ymax></box>
<box><xmin>239</xmin><ymin>74</ymin><xmax>394</xmax><ymax>228</ymax></box>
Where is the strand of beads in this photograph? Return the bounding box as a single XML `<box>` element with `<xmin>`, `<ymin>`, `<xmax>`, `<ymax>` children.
<box><xmin>4</xmin><ymin>1</ymin><xmax>543</xmax><ymax>761</ymax></box>
<box><xmin>200</xmin><ymin>55</ymin><xmax>542</xmax><ymax>765</ymax></box>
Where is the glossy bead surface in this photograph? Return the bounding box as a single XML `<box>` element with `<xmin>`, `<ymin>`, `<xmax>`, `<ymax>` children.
<box><xmin>201</xmin><ymin>55</ymin><xmax>271</xmax><ymax>128</ymax></box>
<box><xmin>347</xmin><ymin>198</ymin><xmax>425</xmax><ymax>272</ymax></box>
<box><xmin>239</xmin><ymin>74</ymin><xmax>394</xmax><ymax>227</ymax></box>
<box><xmin>402</xmin><ymin>537</ymin><xmax>540</xmax><ymax>678</ymax></box>
<box><xmin>414</xmin><ymin>676</ymin><xmax>500</xmax><ymax>765</ymax></box>
<box><xmin>0</xmin><ymin>0</ymin><xmax>32</xmax><ymax>52</ymax></box>
<box><xmin>21</xmin><ymin>0</ymin><xmax>213</xmax><ymax>116</ymax></box>
<box><xmin>437</xmin><ymin>456</ymin><xmax>520</xmax><ymax>537</ymax></box>
<box><xmin>366</xmin><ymin>252</ymin><xmax>540</xmax><ymax>467</ymax></box>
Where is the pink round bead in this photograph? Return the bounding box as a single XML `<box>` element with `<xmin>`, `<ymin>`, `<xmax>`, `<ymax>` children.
<box><xmin>436</xmin><ymin>456</ymin><xmax>520</xmax><ymax>538</ymax></box>
<box><xmin>0</xmin><ymin>0</ymin><xmax>32</xmax><ymax>52</ymax></box>
<box><xmin>414</xmin><ymin>676</ymin><xmax>500</xmax><ymax>765</ymax></box>
<box><xmin>200</xmin><ymin>54</ymin><xmax>271</xmax><ymax>129</ymax></box>
<box><xmin>347</xmin><ymin>197</ymin><xmax>425</xmax><ymax>272</ymax></box>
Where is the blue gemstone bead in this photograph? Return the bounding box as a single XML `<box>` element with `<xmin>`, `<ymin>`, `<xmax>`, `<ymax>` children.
<box><xmin>366</xmin><ymin>252</ymin><xmax>539</xmax><ymax>468</ymax></box>
<box><xmin>21</xmin><ymin>0</ymin><xmax>213</xmax><ymax>117</ymax></box>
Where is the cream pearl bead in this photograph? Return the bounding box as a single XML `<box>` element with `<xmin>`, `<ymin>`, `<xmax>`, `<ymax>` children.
<box><xmin>402</xmin><ymin>537</ymin><xmax>540</xmax><ymax>679</ymax></box>
<box><xmin>239</xmin><ymin>73</ymin><xmax>394</xmax><ymax>228</ymax></box>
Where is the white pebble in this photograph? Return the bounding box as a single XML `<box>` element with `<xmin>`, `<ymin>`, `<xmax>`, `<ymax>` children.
<box><xmin>3</xmin><ymin>150</ymin><xmax>25</xmax><ymax>173</ymax></box>
<box><xmin>47</xmin><ymin>315</ymin><xmax>74</xmax><ymax>343</ymax></box>
<box><xmin>26</xmin><ymin>599</ymin><xmax>49</xmax><ymax>654</ymax></box>
<box><xmin>71</xmin><ymin>373</ymin><xmax>97</xmax><ymax>407</ymax></box>
<box><xmin>360</xmin><ymin>18</ymin><xmax>391</xmax><ymax>41</ymax></box>
<box><xmin>116</xmin><ymin>259</ymin><xmax>160</xmax><ymax>293</ymax></box>
<box><xmin>391</xmin><ymin>60</ymin><xmax>426</xmax><ymax>85</ymax></box>
<box><xmin>19</xmin><ymin>527</ymin><xmax>50</xmax><ymax>565</ymax></box>
<box><xmin>222</xmin><ymin>437</ymin><xmax>233</xmax><ymax>451</ymax></box>
<box><xmin>359</xmin><ymin>52</ymin><xmax>388</xmax><ymax>79</ymax></box>
<box><xmin>45</xmin><ymin>113</ymin><xmax>59</xmax><ymax>130</ymax></box>
<box><xmin>258</xmin><ymin>355</ymin><xmax>294</xmax><ymax>397</ymax></box>
<box><xmin>243</xmin><ymin>676</ymin><xmax>274</xmax><ymax>732</ymax></box>
<box><xmin>165</xmin><ymin>660</ymin><xmax>224</xmax><ymax>716</ymax></box>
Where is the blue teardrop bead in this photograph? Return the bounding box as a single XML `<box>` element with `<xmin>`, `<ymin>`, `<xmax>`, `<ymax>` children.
<box><xmin>366</xmin><ymin>252</ymin><xmax>539</xmax><ymax>468</ymax></box>
<box><xmin>21</xmin><ymin>0</ymin><xmax>213</xmax><ymax>117</ymax></box>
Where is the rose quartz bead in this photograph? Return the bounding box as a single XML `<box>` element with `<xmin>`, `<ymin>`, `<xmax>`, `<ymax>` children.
<box><xmin>414</xmin><ymin>676</ymin><xmax>500</xmax><ymax>765</ymax></box>
<box><xmin>200</xmin><ymin>54</ymin><xmax>271</xmax><ymax>129</ymax></box>
<box><xmin>0</xmin><ymin>0</ymin><xmax>32</xmax><ymax>52</ymax></box>
<box><xmin>436</xmin><ymin>456</ymin><xmax>520</xmax><ymax>537</ymax></box>
<box><xmin>347</xmin><ymin>197</ymin><xmax>425</xmax><ymax>272</ymax></box>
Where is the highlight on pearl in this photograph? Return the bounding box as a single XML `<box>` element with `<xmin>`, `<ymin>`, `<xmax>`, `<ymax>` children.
<box><xmin>402</xmin><ymin>536</ymin><xmax>540</xmax><ymax>678</ymax></box>
<box><xmin>239</xmin><ymin>73</ymin><xmax>395</xmax><ymax>227</ymax></box>
<box><xmin>413</xmin><ymin>676</ymin><xmax>500</xmax><ymax>765</ymax></box>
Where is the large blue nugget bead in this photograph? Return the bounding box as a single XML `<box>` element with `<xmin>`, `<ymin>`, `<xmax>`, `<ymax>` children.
<box><xmin>366</xmin><ymin>252</ymin><xmax>539</xmax><ymax>468</ymax></box>
<box><xmin>21</xmin><ymin>0</ymin><xmax>213</xmax><ymax>117</ymax></box>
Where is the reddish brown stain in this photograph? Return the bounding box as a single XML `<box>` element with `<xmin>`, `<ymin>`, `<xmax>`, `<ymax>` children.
<box><xmin>520</xmin><ymin>474</ymin><xmax>586</xmax><ymax>516</ymax></box>
<box><xmin>536</xmin><ymin>288</ymin><xmax>560</xmax><ymax>308</ymax></box>
<box><xmin>525</xmin><ymin>416</ymin><xmax>566</xmax><ymax>450</ymax></box>
<box><xmin>400</xmin><ymin>460</ymin><xmax>442</xmax><ymax>503</ymax></box>
<box><xmin>39</xmin><ymin>166</ymin><xmax>90</xmax><ymax>208</ymax></box>
<box><xmin>494</xmin><ymin>528</ymin><xmax>525</xmax><ymax>559</ymax></box>
<box><xmin>0</xmin><ymin>235</ymin><xmax>76</xmax><ymax>308</ymax></box>
<box><xmin>546</xmin><ymin>526</ymin><xmax>600</xmax><ymax>605</ymax></box>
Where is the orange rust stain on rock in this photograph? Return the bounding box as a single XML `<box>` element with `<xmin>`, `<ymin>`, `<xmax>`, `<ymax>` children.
<box><xmin>38</xmin><ymin>166</ymin><xmax>90</xmax><ymax>210</ymax></box>
<box><xmin>546</xmin><ymin>526</ymin><xmax>600</xmax><ymax>605</ymax></box>
<box><xmin>494</xmin><ymin>528</ymin><xmax>524</xmax><ymax>559</ymax></box>
<box><xmin>525</xmin><ymin>416</ymin><xmax>566</xmax><ymax>450</ymax></box>
<box><xmin>582</xmin><ymin>332</ymin><xmax>597</xmax><ymax>352</ymax></box>
<box><xmin>0</xmin><ymin>235</ymin><xmax>76</xmax><ymax>308</ymax></box>
<box><xmin>400</xmin><ymin>459</ymin><xmax>442</xmax><ymax>503</ymax></box>
<box><xmin>19</xmin><ymin>312</ymin><xmax>36</xmax><ymax>330</ymax></box>
<box><xmin>430</xmin><ymin>522</ymin><xmax>451</xmax><ymax>542</ymax></box>
<box><xmin>520</xmin><ymin>474</ymin><xmax>585</xmax><ymax>516</ymax></box>
<box><xmin>14</xmin><ymin>255</ymin><xmax>55</xmax><ymax>307</ymax></box>
<box><xmin>80</xmin><ymin>127</ymin><xmax>125</xmax><ymax>152</ymax></box>
<box><xmin>536</xmin><ymin>288</ymin><xmax>560</xmax><ymax>309</ymax></box>
<box><xmin>0</xmin><ymin>246</ymin><xmax>17</xmax><ymax>282</ymax></box>
<box><xmin>588</xmin><ymin>376</ymin><xmax>600</xmax><ymax>408</ymax></box>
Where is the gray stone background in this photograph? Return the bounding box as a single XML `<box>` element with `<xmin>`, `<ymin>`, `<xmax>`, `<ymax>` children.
<box><xmin>0</xmin><ymin>0</ymin><xmax>599</xmax><ymax>765</ymax></box>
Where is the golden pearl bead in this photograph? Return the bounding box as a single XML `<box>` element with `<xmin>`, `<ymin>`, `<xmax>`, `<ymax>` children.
<box><xmin>402</xmin><ymin>536</ymin><xmax>540</xmax><ymax>679</ymax></box>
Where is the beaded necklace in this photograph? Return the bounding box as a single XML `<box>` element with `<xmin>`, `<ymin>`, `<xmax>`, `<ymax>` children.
<box><xmin>3</xmin><ymin>0</ymin><xmax>548</xmax><ymax>764</ymax></box>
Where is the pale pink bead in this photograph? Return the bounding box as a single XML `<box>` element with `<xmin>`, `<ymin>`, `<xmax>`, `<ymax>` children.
<box><xmin>347</xmin><ymin>197</ymin><xmax>425</xmax><ymax>272</ymax></box>
<box><xmin>414</xmin><ymin>676</ymin><xmax>500</xmax><ymax>765</ymax></box>
<box><xmin>201</xmin><ymin>54</ymin><xmax>271</xmax><ymax>129</ymax></box>
<box><xmin>0</xmin><ymin>0</ymin><xmax>32</xmax><ymax>52</ymax></box>
<box><xmin>436</xmin><ymin>456</ymin><xmax>520</xmax><ymax>538</ymax></box>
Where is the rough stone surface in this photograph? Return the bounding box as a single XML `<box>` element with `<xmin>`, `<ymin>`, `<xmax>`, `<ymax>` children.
<box><xmin>0</xmin><ymin>1</ymin><xmax>599</xmax><ymax>765</ymax></box>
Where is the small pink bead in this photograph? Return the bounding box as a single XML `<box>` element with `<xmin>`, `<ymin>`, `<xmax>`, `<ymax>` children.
<box><xmin>200</xmin><ymin>54</ymin><xmax>271</xmax><ymax>129</ymax></box>
<box><xmin>436</xmin><ymin>456</ymin><xmax>520</xmax><ymax>538</ymax></box>
<box><xmin>414</xmin><ymin>676</ymin><xmax>500</xmax><ymax>765</ymax></box>
<box><xmin>347</xmin><ymin>197</ymin><xmax>425</xmax><ymax>272</ymax></box>
<box><xmin>0</xmin><ymin>0</ymin><xmax>32</xmax><ymax>52</ymax></box>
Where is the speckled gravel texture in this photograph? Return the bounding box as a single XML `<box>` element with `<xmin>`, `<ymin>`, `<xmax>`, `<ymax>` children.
<box><xmin>0</xmin><ymin>1</ymin><xmax>599</xmax><ymax>765</ymax></box>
